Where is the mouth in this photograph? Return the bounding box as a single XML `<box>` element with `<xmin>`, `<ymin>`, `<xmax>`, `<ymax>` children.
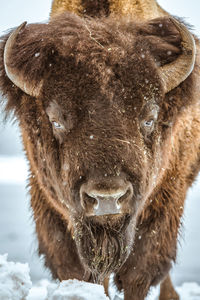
<box><xmin>89</xmin><ymin>213</ymin><xmax>128</xmax><ymax>225</ymax></box>
<box><xmin>73</xmin><ymin>214</ymin><xmax>133</xmax><ymax>281</ymax></box>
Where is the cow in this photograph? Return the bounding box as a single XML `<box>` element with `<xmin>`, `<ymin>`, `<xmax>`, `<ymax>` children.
<box><xmin>0</xmin><ymin>0</ymin><xmax>200</xmax><ymax>299</ymax></box>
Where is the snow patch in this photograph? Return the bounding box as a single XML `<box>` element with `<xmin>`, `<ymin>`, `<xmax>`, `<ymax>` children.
<box><xmin>27</xmin><ymin>280</ymin><xmax>49</xmax><ymax>300</ymax></box>
<box><xmin>0</xmin><ymin>254</ymin><xmax>32</xmax><ymax>300</ymax></box>
<box><xmin>47</xmin><ymin>280</ymin><xmax>109</xmax><ymax>300</ymax></box>
<box><xmin>0</xmin><ymin>254</ymin><xmax>109</xmax><ymax>300</ymax></box>
<box><xmin>1</xmin><ymin>254</ymin><xmax>200</xmax><ymax>300</ymax></box>
<box><xmin>177</xmin><ymin>282</ymin><xmax>200</xmax><ymax>299</ymax></box>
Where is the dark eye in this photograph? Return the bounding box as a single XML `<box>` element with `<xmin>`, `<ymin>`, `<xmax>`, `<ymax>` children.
<box><xmin>52</xmin><ymin>121</ymin><xmax>64</xmax><ymax>129</ymax></box>
<box><xmin>143</xmin><ymin>120</ymin><xmax>154</xmax><ymax>128</ymax></box>
<box><xmin>141</xmin><ymin>119</ymin><xmax>155</xmax><ymax>137</ymax></box>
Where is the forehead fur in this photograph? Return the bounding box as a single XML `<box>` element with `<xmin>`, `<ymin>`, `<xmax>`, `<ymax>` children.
<box><xmin>0</xmin><ymin>12</ymin><xmax>182</xmax><ymax>115</ymax></box>
<box><xmin>1</xmin><ymin>12</ymin><xmax>181</xmax><ymax>69</ymax></box>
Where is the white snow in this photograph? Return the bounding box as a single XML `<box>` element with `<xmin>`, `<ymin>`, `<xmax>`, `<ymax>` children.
<box><xmin>176</xmin><ymin>283</ymin><xmax>200</xmax><ymax>299</ymax></box>
<box><xmin>0</xmin><ymin>254</ymin><xmax>32</xmax><ymax>300</ymax></box>
<box><xmin>47</xmin><ymin>280</ymin><xmax>109</xmax><ymax>300</ymax></box>
<box><xmin>146</xmin><ymin>282</ymin><xmax>200</xmax><ymax>300</ymax></box>
<box><xmin>0</xmin><ymin>254</ymin><xmax>109</xmax><ymax>300</ymax></box>
<box><xmin>1</xmin><ymin>254</ymin><xmax>200</xmax><ymax>300</ymax></box>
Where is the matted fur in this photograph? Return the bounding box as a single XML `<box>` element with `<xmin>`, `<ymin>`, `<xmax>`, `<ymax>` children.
<box><xmin>51</xmin><ymin>0</ymin><xmax>167</xmax><ymax>19</ymax></box>
<box><xmin>0</xmin><ymin>12</ymin><xmax>200</xmax><ymax>300</ymax></box>
<box><xmin>74</xmin><ymin>214</ymin><xmax>132</xmax><ymax>282</ymax></box>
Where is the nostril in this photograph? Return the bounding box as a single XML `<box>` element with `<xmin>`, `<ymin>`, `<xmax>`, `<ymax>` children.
<box><xmin>81</xmin><ymin>192</ymin><xmax>98</xmax><ymax>210</ymax></box>
<box><xmin>80</xmin><ymin>180</ymin><xmax>133</xmax><ymax>215</ymax></box>
<box><xmin>116</xmin><ymin>187</ymin><xmax>132</xmax><ymax>207</ymax></box>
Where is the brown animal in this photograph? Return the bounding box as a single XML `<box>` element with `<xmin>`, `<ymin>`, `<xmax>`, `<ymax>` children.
<box><xmin>0</xmin><ymin>0</ymin><xmax>200</xmax><ymax>299</ymax></box>
<box><xmin>51</xmin><ymin>0</ymin><xmax>168</xmax><ymax>19</ymax></box>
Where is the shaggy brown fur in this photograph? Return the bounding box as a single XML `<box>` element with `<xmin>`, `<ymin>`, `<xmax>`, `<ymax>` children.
<box><xmin>0</xmin><ymin>10</ymin><xmax>200</xmax><ymax>300</ymax></box>
<box><xmin>51</xmin><ymin>0</ymin><xmax>167</xmax><ymax>19</ymax></box>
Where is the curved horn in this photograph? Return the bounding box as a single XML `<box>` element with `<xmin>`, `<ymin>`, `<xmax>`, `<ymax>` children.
<box><xmin>159</xmin><ymin>18</ymin><xmax>196</xmax><ymax>93</ymax></box>
<box><xmin>4</xmin><ymin>22</ymin><xmax>43</xmax><ymax>97</ymax></box>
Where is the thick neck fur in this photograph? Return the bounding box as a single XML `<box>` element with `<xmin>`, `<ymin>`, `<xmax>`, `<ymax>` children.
<box><xmin>50</xmin><ymin>0</ymin><xmax>168</xmax><ymax>19</ymax></box>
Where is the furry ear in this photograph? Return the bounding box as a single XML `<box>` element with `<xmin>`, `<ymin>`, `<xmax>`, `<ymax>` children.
<box><xmin>138</xmin><ymin>17</ymin><xmax>195</xmax><ymax>93</ymax></box>
<box><xmin>0</xmin><ymin>23</ymin><xmax>57</xmax><ymax>113</ymax></box>
<box><xmin>138</xmin><ymin>17</ymin><xmax>182</xmax><ymax>66</ymax></box>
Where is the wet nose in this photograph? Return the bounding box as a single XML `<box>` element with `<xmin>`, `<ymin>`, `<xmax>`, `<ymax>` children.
<box><xmin>80</xmin><ymin>178</ymin><xmax>133</xmax><ymax>216</ymax></box>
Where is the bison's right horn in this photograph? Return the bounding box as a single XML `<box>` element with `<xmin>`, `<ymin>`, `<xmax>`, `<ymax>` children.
<box><xmin>159</xmin><ymin>18</ymin><xmax>196</xmax><ymax>93</ymax></box>
<box><xmin>4</xmin><ymin>22</ymin><xmax>43</xmax><ymax>97</ymax></box>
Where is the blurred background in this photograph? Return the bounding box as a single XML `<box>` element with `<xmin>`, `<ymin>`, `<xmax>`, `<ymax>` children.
<box><xmin>0</xmin><ymin>0</ymin><xmax>200</xmax><ymax>285</ymax></box>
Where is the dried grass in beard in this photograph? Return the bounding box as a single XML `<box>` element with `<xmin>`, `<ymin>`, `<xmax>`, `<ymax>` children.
<box><xmin>74</xmin><ymin>215</ymin><xmax>131</xmax><ymax>282</ymax></box>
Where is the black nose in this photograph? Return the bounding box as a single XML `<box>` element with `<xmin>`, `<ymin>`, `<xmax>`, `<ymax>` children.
<box><xmin>80</xmin><ymin>177</ymin><xmax>133</xmax><ymax>216</ymax></box>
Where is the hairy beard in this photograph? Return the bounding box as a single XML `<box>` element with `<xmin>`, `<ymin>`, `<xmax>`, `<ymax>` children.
<box><xmin>73</xmin><ymin>214</ymin><xmax>133</xmax><ymax>282</ymax></box>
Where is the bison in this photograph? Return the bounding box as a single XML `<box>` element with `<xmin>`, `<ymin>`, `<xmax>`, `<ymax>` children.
<box><xmin>0</xmin><ymin>0</ymin><xmax>200</xmax><ymax>299</ymax></box>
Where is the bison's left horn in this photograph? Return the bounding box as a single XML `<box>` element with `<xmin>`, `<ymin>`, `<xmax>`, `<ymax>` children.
<box><xmin>159</xmin><ymin>18</ymin><xmax>196</xmax><ymax>93</ymax></box>
<box><xmin>4</xmin><ymin>22</ymin><xmax>43</xmax><ymax>97</ymax></box>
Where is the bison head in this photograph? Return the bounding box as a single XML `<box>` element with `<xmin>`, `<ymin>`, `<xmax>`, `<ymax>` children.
<box><xmin>0</xmin><ymin>13</ymin><xmax>195</xmax><ymax>280</ymax></box>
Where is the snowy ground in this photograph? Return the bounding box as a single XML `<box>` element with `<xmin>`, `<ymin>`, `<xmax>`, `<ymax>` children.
<box><xmin>0</xmin><ymin>254</ymin><xmax>109</xmax><ymax>300</ymax></box>
<box><xmin>1</xmin><ymin>254</ymin><xmax>200</xmax><ymax>300</ymax></box>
